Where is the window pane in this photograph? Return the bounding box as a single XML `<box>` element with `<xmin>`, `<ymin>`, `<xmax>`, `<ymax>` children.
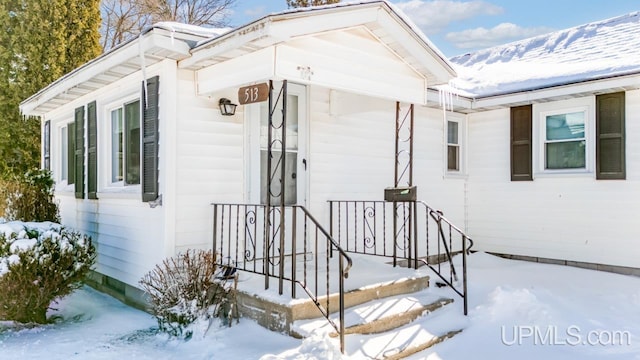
<box><xmin>259</xmin><ymin>92</ymin><xmax>299</xmax><ymax>205</ymax></box>
<box><xmin>286</xmin><ymin>95</ymin><xmax>298</xmax><ymax>151</ymax></box>
<box><xmin>61</xmin><ymin>128</ymin><xmax>68</xmax><ymax>181</ymax></box>
<box><xmin>260</xmin><ymin>150</ymin><xmax>297</xmax><ymax>205</ymax></box>
<box><xmin>111</xmin><ymin>109</ymin><xmax>123</xmax><ymax>182</ymax></box>
<box><xmin>447</xmin><ymin>145</ymin><xmax>459</xmax><ymax>171</ymax></box>
<box><xmin>546</xmin><ymin>140</ymin><xmax>586</xmax><ymax>169</ymax></box>
<box><xmin>546</xmin><ymin>112</ymin><xmax>584</xmax><ymax>141</ymax></box>
<box><xmin>447</xmin><ymin>121</ymin><xmax>458</xmax><ymax>144</ymax></box>
<box><xmin>125</xmin><ymin>101</ymin><xmax>140</xmax><ymax>185</ymax></box>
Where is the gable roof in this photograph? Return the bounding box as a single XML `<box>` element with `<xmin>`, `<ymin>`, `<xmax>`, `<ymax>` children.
<box><xmin>20</xmin><ymin>0</ymin><xmax>456</xmax><ymax>116</ymax></box>
<box><xmin>450</xmin><ymin>11</ymin><xmax>640</xmax><ymax>98</ymax></box>
<box><xmin>181</xmin><ymin>0</ymin><xmax>455</xmax><ymax>86</ymax></box>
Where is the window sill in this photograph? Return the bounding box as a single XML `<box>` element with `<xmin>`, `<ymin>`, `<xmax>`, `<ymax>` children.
<box><xmin>534</xmin><ymin>170</ymin><xmax>593</xmax><ymax>178</ymax></box>
<box><xmin>444</xmin><ymin>171</ymin><xmax>467</xmax><ymax>180</ymax></box>
<box><xmin>98</xmin><ymin>185</ymin><xmax>141</xmax><ymax>199</ymax></box>
<box><xmin>55</xmin><ymin>183</ymin><xmax>74</xmax><ymax>193</ymax></box>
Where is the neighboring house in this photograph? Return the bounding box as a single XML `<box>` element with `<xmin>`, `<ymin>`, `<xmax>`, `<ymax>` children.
<box><xmin>19</xmin><ymin>0</ymin><xmax>640</xmax><ymax>308</ymax></box>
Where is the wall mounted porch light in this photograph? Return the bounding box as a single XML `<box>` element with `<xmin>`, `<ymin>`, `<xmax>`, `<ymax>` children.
<box><xmin>219</xmin><ymin>98</ymin><xmax>237</xmax><ymax>116</ymax></box>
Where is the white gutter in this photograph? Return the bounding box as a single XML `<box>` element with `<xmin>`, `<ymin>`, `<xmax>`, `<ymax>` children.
<box><xmin>20</xmin><ymin>31</ymin><xmax>191</xmax><ymax>116</ymax></box>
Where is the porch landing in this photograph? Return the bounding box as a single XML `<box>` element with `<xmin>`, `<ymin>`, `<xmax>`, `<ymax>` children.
<box><xmin>231</xmin><ymin>253</ymin><xmax>439</xmax><ymax>335</ymax></box>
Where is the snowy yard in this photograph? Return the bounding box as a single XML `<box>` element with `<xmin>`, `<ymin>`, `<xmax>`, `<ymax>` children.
<box><xmin>1</xmin><ymin>252</ymin><xmax>639</xmax><ymax>359</ymax></box>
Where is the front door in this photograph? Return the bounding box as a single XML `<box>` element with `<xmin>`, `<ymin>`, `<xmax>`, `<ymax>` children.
<box><xmin>247</xmin><ymin>82</ymin><xmax>307</xmax><ymax>206</ymax></box>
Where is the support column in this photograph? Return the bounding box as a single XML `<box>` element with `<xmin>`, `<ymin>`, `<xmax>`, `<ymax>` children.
<box><xmin>264</xmin><ymin>80</ymin><xmax>288</xmax><ymax>291</ymax></box>
<box><xmin>392</xmin><ymin>102</ymin><xmax>415</xmax><ymax>268</ymax></box>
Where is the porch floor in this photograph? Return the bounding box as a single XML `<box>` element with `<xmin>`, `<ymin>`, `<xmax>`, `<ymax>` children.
<box><xmin>231</xmin><ymin>253</ymin><xmax>431</xmax><ymax>306</ymax></box>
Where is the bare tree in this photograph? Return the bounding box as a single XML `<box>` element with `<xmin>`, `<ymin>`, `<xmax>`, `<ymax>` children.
<box><xmin>137</xmin><ymin>0</ymin><xmax>235</xmax><ymax>27</ymax></box>
<box><xmin>101</xmin><ymin>0</ymin><xmax>149</xmax><ymax>50</ymax></box>
<box><xmin>100</xmin><ymin>0</ymin><xmax>236</xmax><ymax>52</ymax></box>
<box><xmin>286</xmin><ymin>0</ymin><xmax>340</xmax><ymax>8</ymax></box>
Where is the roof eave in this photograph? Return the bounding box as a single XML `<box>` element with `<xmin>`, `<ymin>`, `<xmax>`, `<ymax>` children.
<box><xmin>20</xmin><ymin>28</ymin><xmax>192</xmax><ymax>117</ymax></box>
<box><xmin>181</xmin><ymin>1</ymin><xmax>456</xmax><ymax>85</ymax></box>
<box><xmin>443</xmin><ymin>71</ymin><xmax>640</xmax><ymax>114</ymax></box>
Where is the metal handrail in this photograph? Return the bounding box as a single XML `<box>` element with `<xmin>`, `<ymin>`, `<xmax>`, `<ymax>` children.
<box><xmin>211</xmin><ymin>203</ymin><xmax>352</xmax><ymax>353</ymax></box>
<box><xmin>328</xmin><ymin>199</ymin><xmax>473</xmax><ymax>315</ymax></box>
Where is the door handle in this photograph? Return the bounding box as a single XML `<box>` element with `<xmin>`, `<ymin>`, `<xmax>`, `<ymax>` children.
<box><xmin>302</xmin><ymin>158</ymin><xmax>307</xmax><ymax>170</ymax></box>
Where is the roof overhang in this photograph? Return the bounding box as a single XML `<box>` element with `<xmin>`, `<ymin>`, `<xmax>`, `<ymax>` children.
<box><xmin>433</xmin><ymin>72</ymin><xmax>640</xmax><ymax>114</ymax></box>
<box><xmin>180</xmin><ymin>1</ymin><xmax>456</xmax><ymax>87</ymax></box>
<box><xmin>20</xmin><ymin>28</ymin><xmax>196</xmax><ymax>116</ymax></box>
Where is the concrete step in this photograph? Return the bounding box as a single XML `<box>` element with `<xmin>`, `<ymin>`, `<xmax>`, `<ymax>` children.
<box><xmin>337</xmin><ymin>297</ymin><xmax>453</xmax><ymax>336</ymax></box>
<box><xmin>293</xmin><ymin>288</ymin><xmax>466</xmax><ymax>359</ymax></box>
<box><xmin>293</xmin><ymin>290</ymin><xmax>455</xmax><ymax>334</ymax></box>
<box><xmin>290</xmin><ymin>274</ymin><xmax>431</xmax><ymax>321</ymax></box>
<box><xmin>345</xmin><ymin>301</ymin><xmax>467</xmax><ymax>360</ymax></box>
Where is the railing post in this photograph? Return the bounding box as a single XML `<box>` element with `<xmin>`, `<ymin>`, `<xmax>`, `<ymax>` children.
<box><xmin>413</xmin><ymin>202</ymin><xmax>418</xmax><ymax>269</ymax></box>
<box><xmin>291</xmin><ymin>207</ymin><xmax>297</xmax><ymax>299</ymax></box>
<box><xmin>339</xmin><ymin>254</ymin><xmax>346</xmax><ymax>354</ymax></box>
<box><xmin>392</xmin><ymin>202</ymin><xmax>397</xmax><ymax>267</ymax></box>
<box><xmin>212</xmin><ymin>204</ymin><xmax>218</xmax><ymax>258</ymax></box>
<box><xmin>329</xmin><ymin>202</ymin><xmax>334</xmax><ymax>258</ymax></box>
<box><xmin>463</xmin><ymin>234</ymin><xmax>468</xmax><ymax>315</ymax></box>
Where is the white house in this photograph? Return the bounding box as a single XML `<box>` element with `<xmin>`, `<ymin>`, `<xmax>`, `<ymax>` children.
<box><xmin>19</xmin><ymin>0</ymin><xmax>640</xmax><ymax>312</ymax></box>
<box><xmin>20</xmin><ymin>1</ymin><xmax>465</xmax><ymax>306</ymax></box>
<box><xmin>449</xmin><ymin>11</ymin><xmax>640</xmax><ymax>275</ymax></box>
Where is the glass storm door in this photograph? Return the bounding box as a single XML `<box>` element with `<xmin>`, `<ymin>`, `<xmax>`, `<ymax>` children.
<box><xmin>247</xmin><ymin>82</ymin><xmax>307</xmax><ymax>206</ymax></box>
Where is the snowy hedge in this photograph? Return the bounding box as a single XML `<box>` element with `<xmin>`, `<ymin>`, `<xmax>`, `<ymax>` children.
<box><xmin>0</xmin><ymin>221</ymin><xmax>95</xmax><ymax>324</ymax></box>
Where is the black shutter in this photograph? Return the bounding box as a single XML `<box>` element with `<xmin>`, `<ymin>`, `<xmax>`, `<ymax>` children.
<box><xmin>43</xmin><ymin>120</ymin><xmax>51</xmax><ymax>170</ymax></box>
<box><xmin>142</xmin><ymin>76</ymin><xmax>159</xmax><ymax>202</ymax></box>
<box><xmin>510</xmin><ymin>105</ymin><xmax>533</xmax><ymax>181</ymax></box>
<box><xmin>596</xmin><ymin>92</ymin><xmax>625</xmax><ymax>180</ymax></box>
<box><xmin>74</xmin><ymin>106</ymin><xmax>85</xmax><ymax>199</ymax></box>
<box><xmin>68</xmin><ymin>123</ymin><xmax>75</xmax><ymax>185</ymax></box>
<box><xmin>87</xmin><ymin>101</ymin><xmax>98</xmax><ymax>199</ymax></box>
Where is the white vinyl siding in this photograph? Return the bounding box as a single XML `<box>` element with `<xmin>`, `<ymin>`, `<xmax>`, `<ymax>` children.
<box><xmin>307</xmin><ymin>87</ymin><xmax>466</xmax><ymax>227</ymax></box>
<box><xmin>466</xmin><ymin>91</ymin><xmax>640</xmax><ymax>269</ymax></box>
<box><xmin>173</xmin><ymin>69</ymin><xmax>244</xmax><ymax>253</ymax></box>
<box><xmin>42</xmin><ymin>61</ymin><xmax>171</xmax><ymax>288</ymax></box>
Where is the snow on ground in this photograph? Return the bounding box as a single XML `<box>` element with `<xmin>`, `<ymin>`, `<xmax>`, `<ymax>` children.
<box><xmin>1</xmin><ymin>252</ymin><xmax>639</xmax><ymax>359</ymax></box>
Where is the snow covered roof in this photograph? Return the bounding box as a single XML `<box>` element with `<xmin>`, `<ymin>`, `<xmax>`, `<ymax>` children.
<box><xmin>153</xmin><ymin>22</ymin><xmax>231</xmax><ymax>39</ymax></box>
<box><xmin>450</xmin><ymin>12</ymin><xmax>640</xmax><ymax>98</ymax></box>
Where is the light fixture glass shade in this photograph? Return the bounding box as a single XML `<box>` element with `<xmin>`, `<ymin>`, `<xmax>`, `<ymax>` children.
<box><xmin>219</xmin><ymin>98</ymin><xmax>237</xmax><ymax>116</ymax></box>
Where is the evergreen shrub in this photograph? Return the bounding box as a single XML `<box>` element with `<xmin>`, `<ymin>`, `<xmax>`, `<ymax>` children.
<box><xmin>0</xmin><ymin>223</ymin><xmax>95</xmax><ymax>323</ymax></box>
<box><xmin>0</xmin><ymin>169</ymin><xmax>60</xmax><ymax>222</ymax></box>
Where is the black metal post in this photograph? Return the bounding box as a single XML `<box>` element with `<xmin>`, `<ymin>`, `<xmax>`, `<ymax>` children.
<box><xmin>277</xmin><ymin>81</ymin><xmax>287</xmax><ymax>295</ymax></box>
<box><xmin>264</xmin><ymin>80</ymin><xmax>273</xmax><ymax>290</ymax></box>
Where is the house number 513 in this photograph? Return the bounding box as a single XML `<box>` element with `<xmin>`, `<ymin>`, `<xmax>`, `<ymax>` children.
<box><xmin>238</xmin><ymin>83</ymin><xmax>269</xmax><ymax>105</ymax></box>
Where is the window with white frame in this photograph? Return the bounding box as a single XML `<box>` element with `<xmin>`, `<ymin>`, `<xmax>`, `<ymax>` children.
<box><xmin>543</xmin><ymin>110</ymin><xmax>586</xmax><ymax>170</ymax></box>
<box><xmin>447</xmin><ymin>120</ymin><xmax>460</xmax><ymax>171</ymax></box>
<box><xmin>110</xmin><ymin>100</ymin><xmax>140</xmax><ymax>185</ymax></box>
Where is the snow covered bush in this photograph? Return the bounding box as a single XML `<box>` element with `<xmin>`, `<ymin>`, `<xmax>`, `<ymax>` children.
<box><xmin>0</xmin><ymin>169</ymin><xmax>60</xmax><ymax>222</ymax></box>
<box><xmin>0</xmin><ymin>222</ymin><xmax>95</xmax><ymax>324</ymax></box>
<box><xmin>140</xmin><ymin>249</ymin><xmax>236</xmax><ymax>339</ymax></box>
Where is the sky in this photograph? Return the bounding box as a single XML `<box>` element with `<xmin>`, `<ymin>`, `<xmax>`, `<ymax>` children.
<box><xmin>225</xmin><ymin>0</ymin><xmax>640</xmax><ymax>58</ymax></box>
